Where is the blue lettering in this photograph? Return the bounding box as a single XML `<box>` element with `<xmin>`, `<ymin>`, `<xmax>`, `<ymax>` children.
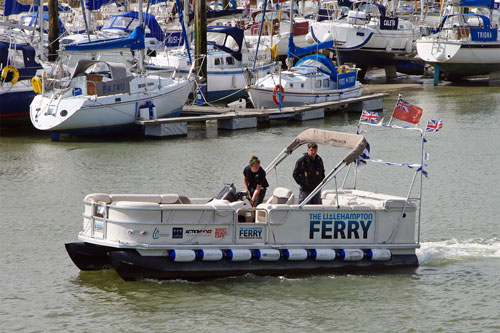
<box><xmin>309</xmin><ymin>221</ymin><xmax>320</xmax><ymax>239</ymax></box>
<box><xmin>360</xmin><ymin>220</ymin><xmax>372</xmax><ymax>238</ymax></box>
<box><xmin>334</xmin><ymin>220</ymin><xmax>346</xmax><ymax>239</ymax></box>
<box><xmin>347</xmin><ymin>220</ymin><xmax>360</xmax><ymax>239</ymax></box>
<box><xmin>321</xmin><ymin>220</ymin><xmax>332</xmax><ymax>239</ymax></box>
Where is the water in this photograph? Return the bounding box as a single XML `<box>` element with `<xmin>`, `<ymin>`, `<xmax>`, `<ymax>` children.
<box><xmin>1</xmin><ymin>81</ymin><xmax>499</xmax><ymax>332</ymax></box>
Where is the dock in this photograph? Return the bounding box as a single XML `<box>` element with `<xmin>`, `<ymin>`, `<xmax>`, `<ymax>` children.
<box><xmin>137</xmin><ymin>93</ymin><xmax>387</xmax><ymax>137</ymax></box>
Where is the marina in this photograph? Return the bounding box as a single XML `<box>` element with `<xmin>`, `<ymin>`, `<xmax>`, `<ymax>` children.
<box><xmin>1</xmin><ymin>0</ymin><xmax>500</xmax><ymax>330</ymax></box>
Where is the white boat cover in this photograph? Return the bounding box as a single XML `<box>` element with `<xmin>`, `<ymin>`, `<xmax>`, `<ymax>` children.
<box><xmin>285</xmin><ymin>128</ymin><xmax>368</xmax><ymax>164</ymax></box>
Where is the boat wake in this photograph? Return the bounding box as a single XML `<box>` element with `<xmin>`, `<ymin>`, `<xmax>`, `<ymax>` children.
<box><xmin>417</xmin><ymin>238</ymin><xmax>500</xmax><ymax>265</ymax></box>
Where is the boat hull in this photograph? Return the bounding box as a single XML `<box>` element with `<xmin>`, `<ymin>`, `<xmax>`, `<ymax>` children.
<box><xmin>65</xmin><ymin>242</ymin><xmax>419</xmax><ymax>281</ymax></box>
<box><xmin>30</xmin><ymin>78</ymin><xmax>193</xmax><ymax>131</ymax></box>
<box><xmin>248</xmin><ymin>84</ymin><xmax>363</xmax><ymax>109</ymax></box>
<box><xmin>416</xmin><ymin>39</ymin><xmax>500</xmax><ymax>77</ymax></box>
<box><xmin>0</xmin><ymin>82</ymin><xmax>36</xmax><ymax>124</ymax></box>
<box><xmin>109</xmin><ymin>249</ymin><xmax>418</xmax><ymax>281</ymax></box>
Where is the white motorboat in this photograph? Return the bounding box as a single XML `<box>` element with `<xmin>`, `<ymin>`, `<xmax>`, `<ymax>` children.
<box><xmin>65</xmin><ymin>127</ymin><xmax>430</xmax><ymax>281</ymax></box>
<box><xmin>147</xmin><ymin>25</ymin><xmax>275</xmax><ymax>103</ymax></box>
<box><xmin>308</xmin><ymin>1</ymin><xmax>420</xmax><ymax>71</ymax></box>
<box><xmin>247</xmin><ymin>36</ymin><xmax>363</xmax><ymax>109</ymax></box>
<box><xmin>29</xmin><ymin>59</ymin><xmax>194</xmax><ymax>133</ymax></box>
<box><xmin>416</xmin><ymin>0</ymin><xmax>500</xmax><ymax>79</ymax></box>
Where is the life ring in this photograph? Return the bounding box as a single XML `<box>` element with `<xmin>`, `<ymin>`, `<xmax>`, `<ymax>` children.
<box><xmin>272</xmin><ymin>84</ymin><xmax>284</xmax><ymax>105</ymax></box>
<box><xmin>1</xmin><ymin>65</ymin><xmax>19</xmax><ymax>84</ymax></box>
<box><xmin>32</xmin><ymin>76</ymin><xmax>43</xmax><ymax>94</ymax></box>
<box><xmin>338</xmin><ymin>65</ymin><xmax>351</xmax><ymax>74</ymax></box>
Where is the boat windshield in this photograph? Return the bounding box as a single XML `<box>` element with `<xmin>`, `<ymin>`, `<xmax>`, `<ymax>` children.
<box><xmin>105</xmin><ymin>16</ymin><xmax>135</xmax><ymax>30</ymax></box>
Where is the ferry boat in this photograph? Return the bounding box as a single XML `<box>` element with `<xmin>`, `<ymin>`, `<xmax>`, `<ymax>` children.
<box><xmin>66</xmin><ymin>127</ymin><xmax>429</xmax><ymax>281</ymax></box>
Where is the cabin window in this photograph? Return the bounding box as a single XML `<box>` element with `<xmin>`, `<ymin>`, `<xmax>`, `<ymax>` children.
<box><xmin>290</xmin><ymin>83</ymin><xmax>294</xmax><ymax>88</ymax></box>
<box><xmin>214</xmin><ymin>57</ymin><xmax>222</xmax><ymax>66</ymax></box>
<box><xmin>226</xmin><ymin>56</ymin><xmax>235</xmax><ymax>65</ymax></box>
<box><xmin>323</xmin><ymin>79</ymin><xmax>329</xmax><ymax>88</ymax></box>
<box><xmin>315</xmin><ymin>80</ymin><xmax>322</xmax><ymax>88</ymax></box>
<box><xmin>301</xmin><ymin>83</ymin><xmax>304</xmax><ymax>88</ymax></box>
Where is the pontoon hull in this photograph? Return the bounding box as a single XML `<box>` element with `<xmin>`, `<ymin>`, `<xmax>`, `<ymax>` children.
<box><xmin>65</xmin><ymin>242</ymin><xmax>114</xmax><ymax>270</ymax></box>
<box><xmin>108</xmin><ymin>250</ymin><xmax>418</xmax><ymax>281</ymax></box>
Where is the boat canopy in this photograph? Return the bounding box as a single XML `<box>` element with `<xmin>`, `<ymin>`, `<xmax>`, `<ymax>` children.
<box><xmin>207</xmin><ymin>26</ymin><xmax>244</xmax><ymax>61</ymax></box>
<box><xmin>295</xmin><ymin>54</ymin><xmax>339</xmax><ymax>81</ymax></box>
<box><xmin>0</xmin><ymin>41</ymin><xmax>42</xmax><ymax>80</ymax></box>
<box><xmin>20</xmin><ymin>13</ymin><xmax>67</xmax><ymax>35</ymax></box>
<box><xmin>71</xmin><ymin>60</ymin><xmax>130</xmax><ymax>81</ymax></box>
<box><xmin>285</xmin><ymin>129</ymin><xmax>368</xmax><ymax>165</ymax></box>
<box><xmin>102</xmin><ymin>11</ymin><xmax>165</xmax><ymax>42</ymax></box>
<box><xmin>64</xmin><ymin>26</ymin><xmax>145</xmax><ymax>52</ymax></box>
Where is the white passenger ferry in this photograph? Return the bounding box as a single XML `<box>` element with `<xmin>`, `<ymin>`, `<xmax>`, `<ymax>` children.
<box><xmin>66</xmin><ymin>127</ymin><xmax>429</xmax><ymax>281</ymax></box>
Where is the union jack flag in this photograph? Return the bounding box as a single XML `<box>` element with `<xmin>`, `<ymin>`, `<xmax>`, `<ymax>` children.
<box><xmin>426</xmin><ymin>119</ymin><xmax>443</xmax><ymax>132</ymax></box>
<box><xmin>360</xmin><ymin>110</ymin><xmax>379</xmax><ymax>123</ymax></box>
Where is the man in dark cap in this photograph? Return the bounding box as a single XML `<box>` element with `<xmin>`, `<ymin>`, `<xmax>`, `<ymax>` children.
<box><xmin>293</xmin><ymin>143</ymin><xmax>325</xmax><ymax>204</ymax></box>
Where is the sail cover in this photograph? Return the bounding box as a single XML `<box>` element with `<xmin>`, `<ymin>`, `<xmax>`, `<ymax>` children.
<box><xmin>285</xmin><ymin>128</ymin><xmax>368</xmax><ymax>165</ymax></box>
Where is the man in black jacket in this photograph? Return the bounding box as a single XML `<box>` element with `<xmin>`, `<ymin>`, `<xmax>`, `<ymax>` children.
<box><xmin>293</xmin><ymin>143</ymin><xmax>325</xmax><ymax>204</ymax></box>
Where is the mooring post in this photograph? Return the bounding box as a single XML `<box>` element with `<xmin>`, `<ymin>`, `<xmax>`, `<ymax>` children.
<box><xmin>48</xmin><ymin>0</ymin><xmax>59</xmax><ymax>62</ymax></box>
<box><xmin>195</xmin><ymin>0</ymin><xmax>207</xmax><ymax>105</ymax></box>
<box><xmin>433</xmin><ymin>64</ymin><xmax>441</xmax><ymax>86</ymax></box>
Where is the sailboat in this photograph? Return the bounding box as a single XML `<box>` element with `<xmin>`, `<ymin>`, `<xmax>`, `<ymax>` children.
<box><xmin>29</xmin><ymin>27</ymin><xmax>194</xmax><ymax>134</ymax></box>
<box><xmin>308</xmin><ymin>0</ymin><xmax>420</xmax><ymax>73</ymax></box>
<box><xmin>416</xmin><ymin>0</ymin><xmax>500</xmax><ymax>79</ymax></box>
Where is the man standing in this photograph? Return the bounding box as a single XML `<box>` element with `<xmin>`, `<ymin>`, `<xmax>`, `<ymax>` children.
<box><xmin>293</xmin><ymin>143</ymin><xmax>325</xmax><ymax>204</ymax></box>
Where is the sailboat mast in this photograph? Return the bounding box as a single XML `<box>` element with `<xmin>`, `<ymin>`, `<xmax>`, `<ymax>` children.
<box><xmin>138</xmin><ymin>0</ymin><xmax>145</xmax><ymax>73</ymax></box>
<box><xmin>287</xmin><ymin>0</ymin><xmax>294</xmax><ymax>70</ymax></box>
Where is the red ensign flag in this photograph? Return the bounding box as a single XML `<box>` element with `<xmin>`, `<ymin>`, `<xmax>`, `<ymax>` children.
<box><xmin>392</xmin><ymin>99</ymin><xmax>423</xmax><ymax>124</ymax></box>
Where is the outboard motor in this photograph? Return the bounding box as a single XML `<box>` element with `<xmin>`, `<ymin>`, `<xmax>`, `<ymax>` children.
<box><xmin>215</xmin><ymin>183</ymin><xmax>237</xmax><ymax>202</ymax></box>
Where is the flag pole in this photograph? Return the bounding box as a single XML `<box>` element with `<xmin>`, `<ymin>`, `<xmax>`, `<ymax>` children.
<box><xmin>389</xmin><ymin>93</ymin><xmax>402</xmax><ymax>127</ymax></box>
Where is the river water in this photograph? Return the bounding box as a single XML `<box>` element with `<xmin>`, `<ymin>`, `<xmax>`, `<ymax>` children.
<box><xmin>1</xmin><ymin>80</ymin><xmax>499</xmax><ymax>332</ymax></box>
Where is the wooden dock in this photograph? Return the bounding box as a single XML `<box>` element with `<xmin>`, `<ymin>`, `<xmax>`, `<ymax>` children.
<box><xmin>137</xmin><ymin>93</ymin><xmax>387</xmax><ymax>137</ymax></box>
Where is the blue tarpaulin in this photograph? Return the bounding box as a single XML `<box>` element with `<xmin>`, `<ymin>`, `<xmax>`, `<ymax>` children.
<box><xmin>460</xmin><ymin>0</ymin><xmax>495</xmax><ymax>8</ymax></box>
<box><xmin>3</xmin><ymin>0</ymin><xmax>71</xmax><ymax>16</ymax></box>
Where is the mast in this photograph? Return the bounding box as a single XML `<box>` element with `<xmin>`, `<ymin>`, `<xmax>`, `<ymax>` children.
<box><xmin>138</xmin><ymin>0</ymin><xmax>145</xmax><ymax>73</ymax></box>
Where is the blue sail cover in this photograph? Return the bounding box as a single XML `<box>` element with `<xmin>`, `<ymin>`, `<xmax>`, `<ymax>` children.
<box><xmin>64</xmin><ymin>26</ymin><xmax>145</xmax><ymax>51</ymax></box>
<box><xmin>3</xmin><ymin>0</ymin><xmax>71</xmax><ymax>16</ymax></box>
<box><xmin>287</xmin><ymin>35</ymin><xmax>333</xmax><ymax>58</ymax></box>
<box><xmin>103</xmin><ymin>11</ymin><xmax>165</xmax><ymax>43</ymax></box>
<box><xmin>460</xmin><ymin>0</ymin><xmax>495</xmax><ymax>8</ymax></box>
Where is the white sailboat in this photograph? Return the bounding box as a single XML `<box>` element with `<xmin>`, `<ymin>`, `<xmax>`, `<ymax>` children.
<box><xmin>308</xmin><ymin>1</ymin><xmax>419</xmax><ymax>72</ymax></box>
<box><xmin>29</xmin><ymin>24</ymin><xmax>194</xmax><ymax>134</ymax></box>
<box><xmin>416</xmin><ymin>0</ymin><xmax>500</xmax><ymax>79</ymax></box>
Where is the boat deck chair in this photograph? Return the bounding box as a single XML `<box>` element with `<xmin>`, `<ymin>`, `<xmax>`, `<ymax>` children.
<box><xmin>266</xmin><ymin>187</ymin><xmax>295</xmax><ymax>205</ymax></box>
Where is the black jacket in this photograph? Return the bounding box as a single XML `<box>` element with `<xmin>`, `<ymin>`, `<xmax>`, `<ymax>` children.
<box><xmin>293</xmin><ymin>153</ymin><xmax>325</xmax><ymax>192</ymax></box>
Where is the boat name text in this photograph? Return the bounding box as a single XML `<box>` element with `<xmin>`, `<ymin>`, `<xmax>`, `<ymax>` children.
<box><xmin>309</xmin><ymin>213</ymin><xmax>373</xmax><ymax>239</ymax></box>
